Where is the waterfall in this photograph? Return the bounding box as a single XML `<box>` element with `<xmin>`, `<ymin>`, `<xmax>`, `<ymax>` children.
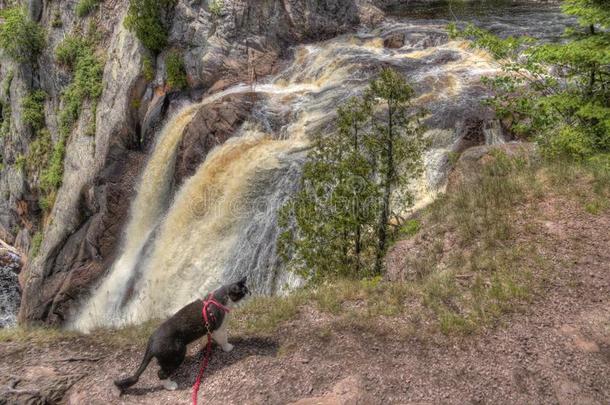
<box><xmin>72</xmin><ymin>6</ymin><xmax>569</xmax><ymax>330</ymax></box>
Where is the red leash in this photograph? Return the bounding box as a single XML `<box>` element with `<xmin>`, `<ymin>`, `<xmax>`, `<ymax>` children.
<box><xmin>192</xmin><ymin>294</ymin><xmax>230</xmax><ymax>405</ymax></box>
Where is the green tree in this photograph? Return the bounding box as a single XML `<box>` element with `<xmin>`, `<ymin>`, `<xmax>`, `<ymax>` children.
<box><xmin>279</xmin><ymin>69</ymin><xmax>425</xmax><ymax>281</ymax></box>
<box><xmin>369</xmin><ymin>69</ymin><xmax>426</xmax><ymax>273</ymax></box>
<box><xmin>449</xmin><ymin>0</ymin><xmax>610</xmax><ymax>158</ymax></box>
<box><xmin>0</xmin><ymin>7</ymin><xmax>45</xmax><ymax>64</ymax></box>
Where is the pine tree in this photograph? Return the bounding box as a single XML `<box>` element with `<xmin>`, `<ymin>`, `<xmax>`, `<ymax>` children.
<box><xmin>279</xmin><ymin>69</ymin><xmax>425</xmax><ymax>281</ymax></box>
<box><xmin>449</xmin><ymin>0</ymin><xmax>609</xmax><ymax>158</ymax></box>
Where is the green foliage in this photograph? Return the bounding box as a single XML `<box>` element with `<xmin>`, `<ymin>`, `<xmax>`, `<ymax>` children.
<box><xmin>279</xmin><ymin>69</ymin><xmax>425</xmax><ymax>282</ymax></box>
<box><xmin>142</xmin><ymin>55</ymin><xmax>155</xmax><ymax>82</ymax></box>
<box><xmin>26</xmin><ymin>128</ymin><xmax>52</xmax><ymax>177</ymax></box>
<box><xmin>209</xmin><ymin>0</ymin><xmax>224</xmax><ymax>17</ymax></box>
<box><xmin>76</xmin><ymin>0</ymin><xmax>102</xmax><ymax>18</ymax></box>
<box><xmin>55</xmin><ymin>36</ymin><xmax>89</xmax><ymax>68</ymax></box>
<box><xmin>30</xmin><ymin>231</ymin><xmax>43</xmax><ymax>258</ymax></box>
<box><xmin>21</xmin><ymin>90</ymin><xmax>46</xmax><ymax>131</ymax></box>
<box><xmin>0</xmin><ymin>104</ymin><xmax>11</xmax><ymax>139</ymax></box>
<box><xmin>0</xmin><ymin>7</ymin><xmax>45</xmax><ymax>63</ymax></box>
<box><xmin>52</xmin><ymin>10</ymin><xmax>63</xmax><ymax>28</ymax></box>
<box><xmin>449</xmin><ymin>0</ymin><xmax>610</xmax><ymax>159</ymax></box>
<box><xmin>55</xmin><ymin>37</ymin><xmax>104</xmax><ymax>136</ymax></box>
<box><xmin>398</xmin><ymin>219</ymin><xmax>421</xmax><ymax>238</ymax></box>
<box><xmin>124</xmin><ymin>0</ymin><xmax>177</xmax><ymax>53</ymax></box>
<box><xmin>14</xmin><ymin>154</ymin><xmax>25</xmax><ymax>172</ymax></box>
<box><xmin>40</xmin><ymin>134</ymin><xmax>66</xmax><ymax>194</ymax></box>
<box><xmin>165</xmin><ymin>51</ymin><xmax>187</xmax><ymax>89</ymax></box>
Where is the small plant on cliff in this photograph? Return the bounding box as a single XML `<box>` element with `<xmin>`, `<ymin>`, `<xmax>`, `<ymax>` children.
<box><xmin>0</xmin><ymin>7</ymin><xmax>45</xmax><ymax>63</ymax></box>
<box><xmin>142</xmin><ymin>55</ymin><xmax>155</xmax><ymax>82</ymax></box>
<box><xmin>55</xmin><ymin>35</ymin><xmax>104</xmax><ymax>136</ymax></box>
<box><xmin>30</xmin><ymin>231</ymin><xmax>43</xmax><ymax>258</ymax></box>
<box><xmin>21</xmin><ymin>90</ymin><xmax>46</xmax><ymax>131</ymax></box>
<box><xmin>448</xmin><ymin>0</ymin><xmax>610</xmax><ymax>159</ymax></box>
<box><xmin>124</xmin><ymin>0</ymin><xmax>177</xmax><ymax>53</ymax></box>
<box><xmin>76</xmin><ymin>0</ymin><xmax>102</xmax><ymax>18</ymax></box>
<box><xmin>279</xmin><ymin>68</ymin><xmax>426</xmax><ymax>281</ymax></box>
<box><xmin>209</xmin><ymin>0</ymin><xmax>224</xmax><ymax>18</ymax></box>
<box><xmin>165</xmin><ymin>50</ymin><xmax>187</xmax><ymax>89</ymax></box>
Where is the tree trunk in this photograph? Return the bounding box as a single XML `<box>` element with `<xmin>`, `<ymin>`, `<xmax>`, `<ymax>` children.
<box><xmin>375</xmin><ymin>103</ymin><xmax>394</xmax><ymax>274</ymax></box>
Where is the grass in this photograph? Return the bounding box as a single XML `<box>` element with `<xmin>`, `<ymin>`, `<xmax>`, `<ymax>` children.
<box><xmin>165</xmin><ymin>50</ymin><xmax>187</xmax><ymax>89</ymax></box>
<box><xmin>0</xmin><ymin>326</ymin><xmax>79</xmax><ymax>344</ymax></box>
<box><xmin>236</xmin><ymin>149</ymin><xmax>601</xmax><ymax>337</ymax></box>
<box><xmin>209</xmin><ymin>0</ymin><xmax>224</xmax><ymax>17</ymax></box>
<box><xmin>0</xmin><ymin>322</ymin><xmax>161</xmax><ymax>348</ymax></box>
<box><xmin>142</xmin><ymin>55</ymin><xmax>155</xmax><ymax>82</ymax></box>
<box><xmin>21</xmin><ymin>90</ymin><xmax>46</xmax><ymax>131</ymax></box>
<box><xmin>76</xmin><ymin>0</ymin><xmax>102</xmax><ymax>18</ymax></box>
<box><xmin>29</xmin><ymin>231</ymin><xmax>43</xmax><ymax>258</ymax></box>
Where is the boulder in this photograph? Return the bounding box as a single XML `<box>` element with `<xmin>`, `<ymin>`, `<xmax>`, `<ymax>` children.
<box><xmin>383</xmin><ymin>32</ymin><xmax>405</xmax><ymax>48</ymax></box>
<box><xmin>174</xmin><ymin>93</ymin><xmax>257</xmax><ymax>186</ymax></box>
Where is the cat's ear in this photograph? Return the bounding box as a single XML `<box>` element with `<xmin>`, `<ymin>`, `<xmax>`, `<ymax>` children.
<box><xmin>238</xmin><ymin>276</ymin><xmax>247</xmax><ymax>285</ymax></box>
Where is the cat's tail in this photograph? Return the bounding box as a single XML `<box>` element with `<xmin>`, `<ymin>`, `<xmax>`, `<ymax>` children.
<box><xmin>114</xmin><ymin>339</ymin><xmax>154</xmax><ymax>392</ymax></box>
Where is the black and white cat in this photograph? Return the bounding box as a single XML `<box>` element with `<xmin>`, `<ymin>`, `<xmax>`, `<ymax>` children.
<box><xmin>114</xmin><ymin>277</ymin><xmax>250</xmax><ymax>392</ymax></box>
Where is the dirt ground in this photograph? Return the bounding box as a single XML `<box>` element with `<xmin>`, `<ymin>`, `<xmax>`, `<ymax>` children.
<box><xmin>1</xmin><ymin>196</ymin><xmax>609</xmax><ymax>405</ymax></box>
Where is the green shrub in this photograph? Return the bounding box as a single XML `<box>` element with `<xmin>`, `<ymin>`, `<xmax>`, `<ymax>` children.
<box><xmin>30</xmin><ymin>231</ymin><xmax>43</xmax><ymax>258</ymax></box>
<box><xmin>55</xmin><ymin>37</ymin><xmax>104</xmax><ymax>136</ymax></box>
<box><xmin>76</xmin><ymin>0</ymin><xmax>102</xmax><ymax>18</ymax></box>
<box><xmin>398</xmin><ymin>219</ymin><xmax>421</xmax><ymax>238</ymax></box>
<box><xmin>14</xmin><ymin>154</ymin><xmax>26</xmax><ymax>172</ymax></box>
<box><xmin>55</xmin><ymin>36</ymin><xmax>89</xmax><ymax>69</ymax></box>
<box><xmin>124</xmin><ymin>0</ymin><xmax>177</xmax><ymax>53</ymax></box>
<box><xmin>52</xmin><ymin>10</ymin><xmax>63</xmax><ymax>28</ymax></box>
<box><xmin>0</xmin><ymin>7</ymin><xmax>45</xmax><ymax>63</ymax></box>
<box><xmin>21</xmin><ymin>90</ymin><xmax>46</xmax><ymax>131</ymax></box>
<box><xmin>0</xmin><ymin>104</ymin><xmax>11</xmax><ymax>138</ymax></box>
<box><xmin>165</xmin><ymin>51</ymin><xmax>187</xmax><ymax>89</ymax></box>
<box><xmin>209</xmin><ymin>0</ymin><xmax>224</xmax><ymax>17</ymax></box>
<box><xmin>142</xmin><ymin>55</ymin><xmax>155</xmax><ymax>82</ymax></box>
<box><xmin>26</xmin><ymin>128</ymin><xmax>52</xmax><ymax>176</ymax></box>
<box><xmin>40</xmin><ymin>135</ymin><xmax>66</xmax><ymax>193</ymax></box>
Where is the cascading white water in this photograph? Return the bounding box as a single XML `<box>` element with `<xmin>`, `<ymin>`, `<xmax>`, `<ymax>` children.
<box><xmin>73</xmin><ymin>3</ymin><xmax>570</xmax><ymax>330</ymax></box>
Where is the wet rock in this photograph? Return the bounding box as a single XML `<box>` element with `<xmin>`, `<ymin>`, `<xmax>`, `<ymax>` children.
<box><xmin>383</xmin><ymin>33</ymin><xmax>405</xmax><ymax>48</ymax></box>
<box><xmin>28</xmin><ymin>0</ymin><xmax>44</xmax><ymax>22</ymax></box>
<box><xmin>174</xmin><ymin>93</ymin><xmax>257</xmax><ymax>186</ymax></box>
<box><xmin>0</xmin><ymin>241</ymin><xmax>21</xmax><ymax>327</ymax></box>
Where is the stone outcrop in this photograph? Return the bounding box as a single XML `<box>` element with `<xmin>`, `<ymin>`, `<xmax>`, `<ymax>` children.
<box><xmin>174</xmin><ymin>93</ymin><xmax>257</xmax><ymax>186</ymax></box>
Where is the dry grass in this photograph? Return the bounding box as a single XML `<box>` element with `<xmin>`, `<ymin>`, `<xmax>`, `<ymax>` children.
<box><xmin>233</xmin><ymin>150</ymin><xmax>610</xmax><ymax>338</ymax></box>
<box><xmin>0</xmin><ymin>326</ymin><xmax>79</xmax><ymax>344</ymax></box>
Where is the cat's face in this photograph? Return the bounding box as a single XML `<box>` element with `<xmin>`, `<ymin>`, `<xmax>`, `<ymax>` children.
<box><xmin>228</xmin><ymin>277</ymin><xmax>250</xmax><ymax>303</ymax></box>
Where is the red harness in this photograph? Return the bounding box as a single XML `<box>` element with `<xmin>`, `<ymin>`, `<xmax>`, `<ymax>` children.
<box><xmin>191</xmin><ymin>294</ymin><xmax>231</xmax><ymax>405</ymax></box>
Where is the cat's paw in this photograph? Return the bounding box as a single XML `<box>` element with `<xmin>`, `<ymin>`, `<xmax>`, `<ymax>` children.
<box><xmin>162</xmin><ymin>379</ymin><xmax>178</xmax><ymax>391</ymax></box>
<box><xmin>222</xmin><ymin>343</ymin><xmax>234</xmax><ymax>352</ymax></box>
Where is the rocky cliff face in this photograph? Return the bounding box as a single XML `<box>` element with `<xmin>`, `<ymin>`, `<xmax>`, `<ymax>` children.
<box><xmin>0</xmin><ymin>0</ymin><xmax>378</xmax><ymax>325</ymax></box>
